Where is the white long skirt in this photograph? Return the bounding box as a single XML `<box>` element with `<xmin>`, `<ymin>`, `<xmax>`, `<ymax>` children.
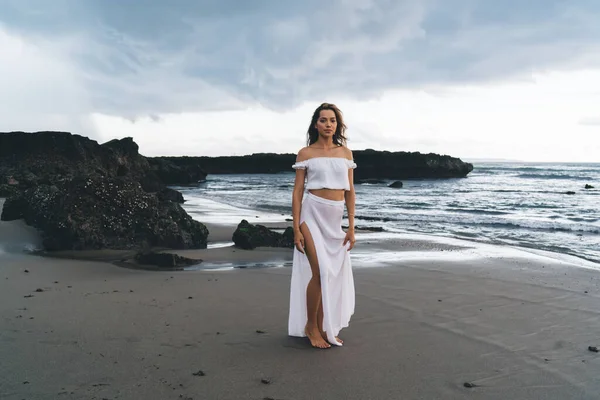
<box><xmin>288</xmin><ymin>192</ymin><xmax>355</xmax><ymax>346</ymax></box>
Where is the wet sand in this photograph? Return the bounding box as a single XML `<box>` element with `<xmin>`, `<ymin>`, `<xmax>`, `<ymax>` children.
<box><xmin>1</xmin><ymin>219</ymin><xmax>600</xmax><ymax>399</ymax></box>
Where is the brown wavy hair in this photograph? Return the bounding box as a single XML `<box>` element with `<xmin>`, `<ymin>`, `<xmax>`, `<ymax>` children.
<box><xmin>306</xmin><ymin>103</ymin><xmax>348</xmax><ymax>146</ymax></box>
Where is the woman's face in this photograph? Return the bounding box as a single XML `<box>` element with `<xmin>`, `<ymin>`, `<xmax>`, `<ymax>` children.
<box><xmin>315</xmin><ymin>109</ymin><xmax>337</xmax><ymax>139</ymax></box>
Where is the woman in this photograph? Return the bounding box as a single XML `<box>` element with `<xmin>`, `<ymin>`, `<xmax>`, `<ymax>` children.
<box><xmin>288</xmin><ymin>103</ymin><xmax>357</xmax><ymax>349</ymax></box>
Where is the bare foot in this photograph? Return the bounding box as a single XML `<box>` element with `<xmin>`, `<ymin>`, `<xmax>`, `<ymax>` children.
<box><xmin>305</xmin><ymin>326</ymin><xmax>330</xmax><ymax>349</ymax></box>
<box><xmin>320</xmin><ymin>330</ymin><xmax>343</xmax><ymax>344</ymax></box>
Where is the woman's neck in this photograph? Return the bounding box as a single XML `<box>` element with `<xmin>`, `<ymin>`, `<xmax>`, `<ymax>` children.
<box><xmin>314</xmin><ymin>137</ymin><xmax>336</xmax><ymax>149</ymax></box>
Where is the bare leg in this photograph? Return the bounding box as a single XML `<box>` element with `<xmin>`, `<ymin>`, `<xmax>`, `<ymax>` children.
<box><xmin>300</xmin><ymin>222</ymin><xmax>330</xmax><ymax>349</ymax></box>
<box><xmin>318</xmin><ymin>298</ymin><xmax>324</xmax><ymax>337</ymax></box>
<box><xmin>318</xmin><ymin>298</ymin><xmax>343</xmax><ymax>344</ymax></box>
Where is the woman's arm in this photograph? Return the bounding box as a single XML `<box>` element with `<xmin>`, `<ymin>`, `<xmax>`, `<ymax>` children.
<box><xmin>344</xmin><ymin>173</ymin><xmax>356</xmax><ymax>231</ymax></box>
<box><xmin>292</xmin><ymin>169</ymin><xmax>306</xmax><ymax>233</ymax></box>
<box><xmin>344</xmin><ymin>148</ymin><xmax>356</xmax><ymax>232</ymax></box>
<box><xmin>292</xmin><ymin>149</ymin><xmax>308</xmax><ymax>252</ymax></box>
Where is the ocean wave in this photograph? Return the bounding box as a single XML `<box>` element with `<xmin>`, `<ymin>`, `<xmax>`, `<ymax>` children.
<box><xmin>516</xmin><ymin>204</ymin><xmax>562</xmax><ymax>209</ymax></box>
<box><xmin>517</xmin><ymin>173</ymin><xmax>592</xmax><ymax>180</ymax></box>
<box><xmin>444</xmin><ymin>208</ymin><xmax>511</xmax><ymax>216</ymax></box>
<box><xmin>476</xmin><ymin>166</ymin><xmax>544</xmax><ymax>172</ymax></box>
<box><xmin>492</xmin><ymin>189</ymin><xmax>598</xmax><ymax>196</ymax></box>
<box><xmin>499</xmin><ymin>241</ymin><xmax>600</xmax><ymax>265</ymax></box>
<box><xmin>476</xmin><ymin>165</ymin><xmax>599</xmax><ymax>173</ymax></box>
<box><xmin>473</xmin><ymin>221</ymin><xmax>600</xmax><ymax>234</ymax></box>
<box><xmin>354</xmin><ymin>214</ymin><xmax>600</xmax><ymax>234</ymax></box>
<box><xmin>393</xmin><ymin>224</ymin><xmax>600</xmax><ymax>265</ymax></box>
<box><xmin>0</xmin><ymin>242</ymin><xmax>41</xmax><ymax>254</ymax></box>
<box><xmin>186</xmin><ymin>169</ymin><xmax>599</xmax><ymax>266</ymax></box>
<box><xmin>394</xmin><ymin>202</ymin><xmax>433</xmax><ymax>209</ymax></box>
<box><xmin>254</xmin><ymin>203</ymin><xmax>291</xmax><ymax>213</ymax></box>
<box><xmin>449</xmin><ymin>202</ymin><xmax>560</xmax><ymax>210</ymax></box>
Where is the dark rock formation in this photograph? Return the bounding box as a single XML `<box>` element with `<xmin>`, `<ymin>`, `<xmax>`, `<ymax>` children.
<box><xmin>0</xmin><ymin>132</ymin><xmax>153</xmax><ymax>191</ymax></box>
<box><xmin>154</xmin><ymin>153</ymin><xmax>294</xmax><ymax>176</ymax></box>
<box><xmin>147</xmin><ymin>157</ymin><xmax>207</xmax><ymax>185</ymax></box>
<box><xmin>0</xmin><ymin>131</ymin><xmax>211</xmax><ymax>251</ymax></box>
<box><xmin>0</xmin><ymin>131</ymin><xmax>204</xmax><ymax>194</ymax></box>
<box><xmin>0</xmin><ymin>184</ymin><xmax>19</xmax><ymax>197</ymax></box>
<box><xmin>157</xmin><ymin>187</ymin><xmax>185</xmax><ymax>203</ymax></box>
<box><xmin>1</xmin><ymin>176</ymin><xmax>208</xmax><ymax>251</ymax></box>
<box><xmin>0</xmin><ymin>176</ymin><xmax>20</xmax><ymax>197</ymax></box>
<box><xmin>585</xmin><ymin>184</ymin><xmax>594</xmax><ymax>189</ymax></box>
<box><xmin>232</xmin><ymin>219</ymin><xmax>294</xmax><ymax>250</ymax></box>
<box><xmin>353</xmin><ymin>149</ymin><xmax>472</xmax><ymax>179</ymax></box>
<box><xmin>388</xmin><ymin>181</ymin><xmax>403</xmax><ymax>188</ymax></box>
<box><xmin>134</xmin><ymin>251</ymin><xmax>201</xmax><ymax>269</ymax></box>
<box><xmin>154</xmin><ymin>149</ymin><xmax>473</xmax><ymax>179</ymax></box>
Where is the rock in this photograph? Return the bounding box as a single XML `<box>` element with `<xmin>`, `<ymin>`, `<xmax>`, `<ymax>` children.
<box><xmin>232</xmin><ymin>220</ymin><xmax>294</xmax><ymax>250</ymax></box>
<box><xmin>1</xmin><ymin>176</ymin><xmax>208</xmax><ymax>251</ymax></box>
<box><xmin>388</xmin><ymin>180</ymin><xmax>403</xmax><ymax>188</ymax></box>
<box><xmin>463</xmin><ymin>382</ymin><xmax>477</xmax><ymax>388</ymax></box>
<box><xmin>134</xmin><ymin>251</ymin><xmax>201</xmax><ymax>269</ymax></box>
<box><xmin>147</xmin><ymin>157</ymin><xmax>207</xmax><ymax>185</ymax></box>
<box><xmin>154</xmin><ymin>149</ymin><xmax>473</xmax><ymax>179</ymax></box>
<box><xmin>585</xmin><ymin>184</ymin><xmax>594</xmax><ymax>189</ymax></box>
<box><xmin>0</xmin><ymin>176</ymin><xmax>20</xmax><ymax>197</ymax></box>
<box><xmin>0</xmin><ymin>132</ymin><xmax>204</xmax><ymax>252</ymax></box>
<box><xmin>192</xmin><ymin>370</ymin><xmax>205</xmax><ymax>377</ymax></box>
<box><xmin>157</xmin><ymin>187</ymin><xmax>185</xmax><ymax>203</ymax></box>
<box><xmin>0</xmin><ymin>131</ymin><xmax>191</xmax><ymax>195</ymax></box>
<box><xmin>0</xmin><ymin>184</ymin><xmax>19</xmax><ymax>197</ymax></box>
<box><xmin>102</xmin><ymin>136</ymin><xmax>139</xmax><ymax>156</ymax></box>
<box><xmin>354</xmin><ymin>149</ymin><xmax>473</xmax><ymax>179</ymax></box>
<box><xmin>0</xmin><ymin>132</ymin><xmax>148</xmax><ymax>188</ymax></box>
<box><xmin>589</xmin><ymin>346</ymin><xmax>599</xmax><ymax>353</ymax></box>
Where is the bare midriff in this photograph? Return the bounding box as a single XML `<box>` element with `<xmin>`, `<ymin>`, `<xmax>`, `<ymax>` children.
<box><xmin>308</xmin><ymin>188</ymin><xmax>346</xmax><ymax>201</ymax></box>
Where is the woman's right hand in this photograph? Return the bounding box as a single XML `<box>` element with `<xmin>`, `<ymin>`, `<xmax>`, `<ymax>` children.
<box><xmin>294</xmin><ymin>230</ymin><xmax>305</xmax><ymax>254</ymax></box>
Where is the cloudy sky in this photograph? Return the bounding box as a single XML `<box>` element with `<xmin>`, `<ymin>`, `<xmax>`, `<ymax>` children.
<box><xmin>1</xmin><ymin>0</ymin><xmax>599</xmax><ymax>162</ymax></box>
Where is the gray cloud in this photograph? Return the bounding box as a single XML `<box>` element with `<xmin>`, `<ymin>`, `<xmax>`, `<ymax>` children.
<box><xmin>579</xmin><ymin>116</ymin><xmax>600</xmax><ymax>126</ymax></box>
<box><xmin>1</xmin><ymin>0</ymin><xmax>600</xmax><ymax>119</ymax></box>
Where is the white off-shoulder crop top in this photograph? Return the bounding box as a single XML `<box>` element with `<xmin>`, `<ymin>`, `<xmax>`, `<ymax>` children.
<box><xmin>292</xmin><ymin>157</ymin><xmax>357</xmax><ymax>191</ymax></box>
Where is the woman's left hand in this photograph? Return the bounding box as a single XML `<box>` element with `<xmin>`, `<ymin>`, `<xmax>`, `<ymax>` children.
<box><xmin>343</xmin><ymin>229</ymin><xmax>356</xmax><ymax>251</ymax></box>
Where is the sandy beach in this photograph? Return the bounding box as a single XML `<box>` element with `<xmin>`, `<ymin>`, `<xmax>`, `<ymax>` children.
<box><xmin>1</xmin><ymin>214</ymin><xmax>600</xmax><ymax>400</ymax></box>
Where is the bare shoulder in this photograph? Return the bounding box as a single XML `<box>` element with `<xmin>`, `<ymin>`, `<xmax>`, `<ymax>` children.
<box><xmin>341</xmin><ymin>145</ymin><xmax>354</xmax><ymax>160</ymax></box>
<box><xmin>296</xmin><ymin>146</ymin><xmax>312</xmax><ymax>162</ymax></box>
